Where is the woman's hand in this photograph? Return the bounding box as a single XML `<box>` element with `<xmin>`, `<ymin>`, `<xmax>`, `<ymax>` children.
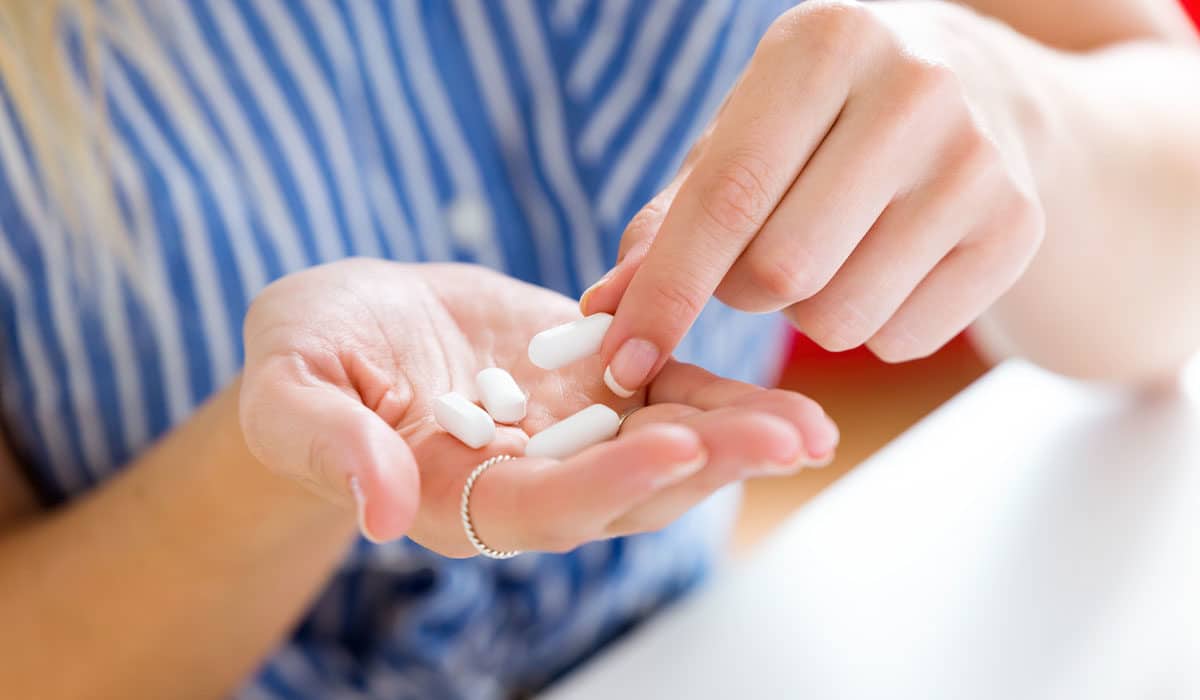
<box><xmin>239</xmin><ymin>259</ymin><xmax>837</xmax><ymax>556</ymax></box>
<box><xmin>583</xmin><ymin>0</ymin><xmax>1046</xmax><ymax>394</ymax></box>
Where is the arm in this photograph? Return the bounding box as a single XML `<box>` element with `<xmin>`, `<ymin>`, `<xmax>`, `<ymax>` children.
<box><xmin>952</xmin><ymin>0</ymin><xmax>1200</xmax><ymax>381</ymax></box>
<box><xmin>0</xmin><ymin>260</ymin><xmax>838</xmax><ymax>698</ymax></box>
<box><xmin>0</xmin><ymin>380</ymin><xmax>358</xmax><ymax>700</ymax></box>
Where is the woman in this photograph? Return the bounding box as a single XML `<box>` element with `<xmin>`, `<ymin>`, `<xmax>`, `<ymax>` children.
<box><xmin>0</xmin><ymin>1</ymin><xmax>1196</xmax><ymax>698</ymax></box>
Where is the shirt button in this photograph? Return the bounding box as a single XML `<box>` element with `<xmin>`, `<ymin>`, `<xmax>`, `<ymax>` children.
<box><xmin>446</xmin><ymin>195</ymin><xmax>493</xmax><ymax>251</ymax></box>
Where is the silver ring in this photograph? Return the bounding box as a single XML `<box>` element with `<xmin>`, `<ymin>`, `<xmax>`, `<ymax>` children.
<box><xmin>460</xmin><ymin>454</ymin><xmax>522</xmax><ymax>559</ymax></box>
<box><xmin>617</xmin><ymin>406</ymin><xmax>644</xmax><ymax>433</ymax></box>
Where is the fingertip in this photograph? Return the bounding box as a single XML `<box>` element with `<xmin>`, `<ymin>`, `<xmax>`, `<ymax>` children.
<box><xmin>727</xmin><ymin>390</ymin><xmax>839</xmax><ymax>464</ymax></box>
<box><xmin>754</xmin><ymin>413</ymin><xmax>806</xmax><ymax>467</ymax></box>
<box><xmin>803</xmin><ymin>413</ymin><xmax>840</xmax><ymax>463</ymax></box>
<box><xmin>349</xmin><ymin>476</ymin><xmax>383</xmax><ymax>543</ymax></box>
<box><xmin>354</xmin><ymin>465</ymin><xmax>419</xmax><ymax>543</ymax></box>
<box><xmin>604</xmin><ymin>337</ymin><xmax>662</xmax><ymax>394</ymax></box>
<box><xmin>786</xmin><ymin>396</ymin><xmax>838</xmax><ymax>462</ymax></box>
<box><xmin>349</xmin><ymin>423</ymin><xmax>421</xmax><ymax>543</ymax></box>
<box><xmin>603</xmin><ymin>366</ymin><xmax>637</xmax><ymax>398</ymax></box>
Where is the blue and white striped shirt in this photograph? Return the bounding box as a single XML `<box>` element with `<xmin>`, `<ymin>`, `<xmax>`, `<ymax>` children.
<box><xmin>0</xmin><ymin>2</ymin><xmax>793</xmax><ymax>697</ymax></box>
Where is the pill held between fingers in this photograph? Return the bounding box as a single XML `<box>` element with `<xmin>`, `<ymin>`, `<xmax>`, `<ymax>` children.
<box><xmin>475</xmin><ymin>367</ymin><xmax>526</xmax><ymax>424</ymax></box>
<box><xmin>528</xmin><ymin>313</ymin><xmax>613</xmax><ymax>370</ymax></box>
<box><xmin>433</xmin><ymin>392</ymin><xmax>496</xmax><ymax>449</ymax></box>
<box><xmin>525</xmin><ymin>404</ymin><xmax>620</xmax><ymax>460</ymax></box>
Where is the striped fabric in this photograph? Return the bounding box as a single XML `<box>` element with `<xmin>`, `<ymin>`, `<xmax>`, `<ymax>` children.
<box><xmin>0</xmin><ymin>1</ymin><xmax>794</xmax><ymax>697</ymax></box>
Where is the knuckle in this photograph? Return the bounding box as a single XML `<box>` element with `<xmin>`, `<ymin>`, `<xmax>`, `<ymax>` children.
<box><xmin>749</xmin><ymin>256</ymin><xmax>799</xmax><ymax>305</ymax></box>
<box><xmin>697</xmin><ymin>151</ymin><xmax>775</xmax><ymax>236</ymax></box>
<box><xmin>806</xmin><ymin>299</ymin><xmax>875</xmax><ymax>352</ymax></box>
<box><xmin>889</xmin><ymin>57</ymin><xmax>964</xmax><ymax>123</ymax></box>
<box><xmin>939</xmin><ymin>127</ymin><xmax>1003</xmax><ymax>197</ymax></box>
<box><xmin>746</xmin><ymin>249</ymin><xmax>823</xmax><ymax>304</ymax></box>
<box><xmin>905</xmin><ymin>58</ymin><xmax>960</xmax><ymax>102</ymax></box>
<box><xmin>976</xmin><ymin>187</ymin><xmax>1045</xmax><ymax>267</ymax></box>
<box><xmin>802</xmin><ymin>1</ymin><xmax>878</xmax><ymax>47</ymax></box>
<box><xmin>1006</xmin><ymin>189</ymin><xmax>1046</xmax><ymax>249</ymax></box>
<box><xmin>645</xmin><ymin>275</ymin><xmax>709</xmax><ymax>322</ymax></box>
<box><xmin>620</xmin><ymin>203</ymin><xmax>666</xmax><ymax>260</ymax></box>
<box><xmin>958</xmin><ymin>129</ymin><xmax>1000</xmax><ymax>178</ymax></box>
<box><xmin>627</xmin><ymin>192</ymin><xmax>671</xmax><ymax>240</ymax></box>
<box><xmin>953</xmin><ymin>117</ymin><xmax>990</xmax><ymax>156</ymax></box>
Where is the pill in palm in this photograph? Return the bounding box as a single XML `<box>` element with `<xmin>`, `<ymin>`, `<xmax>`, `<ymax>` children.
<box><xmin>525</xmin><ymin>404</ymin><xmax>621</xmax><ymax>460</ymax></box>
<box><xmin>527</xmin><ymin>313</ymin><xmax>613</xmax><ymax>370</ymax></box>
<box><xmin>433</xmin><ymin>392</ymin><xmax>496</xmax><ymax>449</ymax></box>
<box><xmin>475</xmin><ymin>367</ymin><xmax>526</xmax><ymax>424</ymax></box>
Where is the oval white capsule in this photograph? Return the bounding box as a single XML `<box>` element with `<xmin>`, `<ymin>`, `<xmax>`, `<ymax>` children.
<box><xmin>527</xmin><ymin>313</ymin><xmax>613</xmax><ymax>370</ymax></box>
<box><xmin>525</xmin><ymin>404</ymin><xmax>620</xmax><ymax>460</ymax></box>
<box><xmin>475</xmin><ymin>367</ymin><xmax>526</xmax><ymax>424</ymax></box>
<box><xmin>433</xmin><ymin>392</ymin><xmax>496</xmax><ymax>449</ymax></box>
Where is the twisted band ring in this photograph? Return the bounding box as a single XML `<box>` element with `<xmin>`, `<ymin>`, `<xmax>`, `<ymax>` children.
<box><xmin>460</xmin><ymin>453</ymin><xmax>522</xmax><ymax>559</ymax></box>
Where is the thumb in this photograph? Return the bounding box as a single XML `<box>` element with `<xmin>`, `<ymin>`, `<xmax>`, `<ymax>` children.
<box><xmin>239</xmin><ymin>354</ymin><xmax>420</xmax><ymax>542</ymax></box>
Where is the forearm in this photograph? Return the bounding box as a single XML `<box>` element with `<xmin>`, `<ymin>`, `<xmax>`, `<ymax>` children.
<box><xmin>0</xmin><ymin>379</ymin><xmax>357</xmax><ymax>699</ymax></box>
<box><xmin>951</xmin><ymin>8</ymin><xmax>1200</xmax><ymax>381</ymax></box>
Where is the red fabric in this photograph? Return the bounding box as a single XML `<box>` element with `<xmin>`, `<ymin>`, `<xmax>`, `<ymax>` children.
<box><xmin>1184</xmin><ymin>0</ymin><xmax>1200</xmax><ymax>25</ymax></box>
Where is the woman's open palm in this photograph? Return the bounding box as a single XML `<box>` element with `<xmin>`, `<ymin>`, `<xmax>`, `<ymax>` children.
<box><xmin>240</xmin><ymin>259</ymin><xmax>838</xmax><ymax>556</ymax></box>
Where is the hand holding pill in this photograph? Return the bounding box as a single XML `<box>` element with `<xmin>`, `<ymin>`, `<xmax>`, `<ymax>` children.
<box><xmin>240</xmin><ymin>260</ymin><xmax>839</xmax><ymax>557</ymax></box>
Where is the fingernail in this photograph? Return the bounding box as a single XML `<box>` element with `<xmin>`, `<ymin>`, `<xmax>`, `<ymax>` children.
<box><xmin>605</xmin><ymin>338</ymin><xmax>660</xmax><ymax>395</ymax></box>
<box><xmin>604</xmin><ymin>366</ymin><xmax>636</xmax><ymax>398</ymax></box>
<box><xmin>349</xmin><ymin>476</ymin><xmax>382</xmax><ymax>543</ymax></box>
<box><xmin>748</xmin><ymin>460</ymin><xmax>801</xmax><ymax>477</ymax></box>
<box><xmin>579</xmin><ymin>271</ymin><xmax>613</xmax><ymax>314</ymax></box>
<box><xmin>650</xmin><ymin>451</ymin><xmax>707</xmax><ymax>489</ymax></box>
<box><xmin>807</xmin><ymin>451</ymin><xmax>835</xmax><ymax>468</ymax></box>
<box><xmin>807</xmin><ymin>416</ymin><xmax>840</xmax><ymax>463</ymax></box>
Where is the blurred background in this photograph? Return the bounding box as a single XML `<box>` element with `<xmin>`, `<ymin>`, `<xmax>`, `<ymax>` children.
<box><xmin>734</xmin><ymin>331</ymin><xmax>989</xmax><ymax>551</ymax></box>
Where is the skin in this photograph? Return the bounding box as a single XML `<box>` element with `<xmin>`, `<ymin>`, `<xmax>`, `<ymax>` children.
<box><xmin>0</xmin><ymin>260</ymin><xmax>834</xmax><ymax>699</ymax></box>
<box><xmin>240</xmin><ymin>261</ymin><xmax>836</xmax><ymax>554</ymax></box>
<box><xmin>1</xmin><ymin>1</ymin><xmax>1197</xmax><ymax>696</ymax></box>
<box><xmin>585</xmin><ymin>0</ymin><xmax>1200</xmax><ymax>392</ymax></box>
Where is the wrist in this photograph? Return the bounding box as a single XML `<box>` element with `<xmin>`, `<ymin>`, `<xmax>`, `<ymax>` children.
<box><xmin>921</xmin><ymin>1</ymin><xmax>1063</xmax><ymax>189</ymax></box>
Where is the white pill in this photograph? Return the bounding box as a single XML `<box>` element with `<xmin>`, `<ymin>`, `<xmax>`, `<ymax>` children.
<box><xmin>528</xmin><ymin>313</ymin><xmax>613</xmax><ymax>370</ymax></box>
<box><xmin>525</xmin><ymin>404</ymin><xmax>620</xmax><ymax>460</ymax></box>
<box><xmin>433</xmin><ymin>392</ymin><xmax>496</xmax><ymax>449</ymax></box>
<box><xmin>475</xmin><ymin>367</ymin><xmax>526</xmax><ymax>424</ymax></box>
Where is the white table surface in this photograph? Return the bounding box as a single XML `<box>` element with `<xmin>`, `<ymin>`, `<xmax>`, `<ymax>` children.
<box><xmin>543</xmin><ymin>359</ymin><xmax>1200</xmax><ymax>700</ymax></box>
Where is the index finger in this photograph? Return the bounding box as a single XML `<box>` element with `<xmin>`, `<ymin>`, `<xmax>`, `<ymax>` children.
<box><xmin>598</xmin><ymin>25</ymin><xmax>850</xmax><ymax>396</ymax></box>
